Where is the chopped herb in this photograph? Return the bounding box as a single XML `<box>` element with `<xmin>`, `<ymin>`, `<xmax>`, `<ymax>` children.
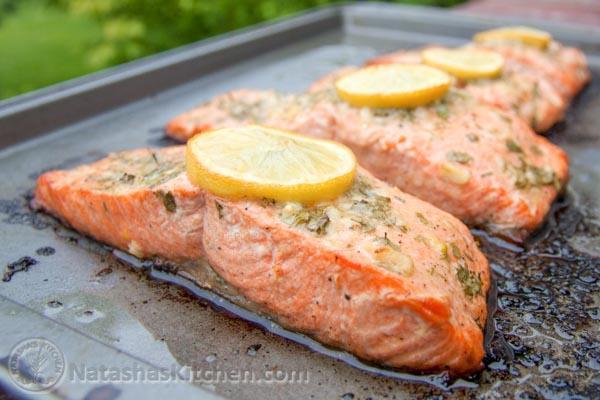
<box><xmin>531</xmin><ymin>145</ymin><xmax>543</xmax><ymax>156</ymax></box>
<box><xmin>372</xmin><ymin>109</ymin><xmax>392</xmax><ymax>117</ymax></box>
<box><xmin>280</xmin><ymin>204</ymin><xmax>330</xmax><ymax>236</ymax></box>
<box><xmin>499</xmin><ymin>113</ymin><xmax>512</xmax><ymax>124</ymax></box>
<box><xmin>350</xmin><ymin>178</ymin><xmax>373</xmax><ymax>197</ymax></box>
<box><xmin>350</xmin><ymin>196</ymin><xmax>395</xmax><ymax>227</ymax></box>
<box><xmin>260</xmin><ymin>197</ymin><xmax>276</xmax><ymax>207</ymax></box>
<box><xmin>156</xmin><ymin>191</ymin><xmax>176</xmax><ymax>213</ymax></box>
<box><xmin>447</xmin><ymin>151</ymin><xmax>473</xmax><ymax>164</ymax></box>
<box><xmin>397</xmin><ymin>109</ymin><xmax>416</xmax><ymax>122</ymax></box>
<box><xmin>481</xmin><ymin>171</ymin><xmax>493</xmax><ymax>178</ymax></box>
<box><xmin>450</xmin><ymin>242</ymin><xmax>461</xmax><ymax>258</ymax></box>
<box><xmin>416</xmin><ymin>212</ymin><xmax>429</xmax><ymax>225</ymax></box>
<box><xmin>119</xmin><ymin>173</ymin><xmax>136</xmax><ymax>183</ymax></box>
<box><xmin>466</xmin><ymin>133</ymin><xmax>479</xmax><ymax>142</ymax></box>
<box><xmin>505</xmin><ymin>157</ymin><xmax>559</xmax><ymax>190</ymax></box>
<box><xmin>151</xmin><ymin>152</ymin><xmax>159</xmax><ymax>164</ymax></box>
<box><xmin>215</xmin><ymin>201</ymin><xmax>224</xmax><ymax>219</ymax></box>
<box><xmin>506</xmin><ymin>138</ymin><xmax>523</xmax><ymax>153</ymax></box>
<box><xmin>435</xmin><ymin>101</ymin><xmax>450</xmax><ymax>120</ymax></box>
<box><xmin>350</xmin><ymin>217</ymin><xmax>375</xmax><ymax>233</ymax></box>
<box><xmin>456</xmin><ymin>264</ymin><xmax>483</xmax><ymax>298</ymax></box>
<box><xmin>375</xmin><ymin>232</ymin><xmax>401</xmax><ymax>251</ymax></box>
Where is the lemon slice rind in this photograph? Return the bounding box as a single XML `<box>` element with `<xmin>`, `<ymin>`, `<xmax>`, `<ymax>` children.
<box><xmin>421</xmin><ymin>48</ymin><xmax>505</xmax><ymax>80</ymax></box>
<box><xmin>473</xmin><ymin>26</ymin><xmax>552</xmax><ymax>49</ymax></box>
<box><xmin>186</xmin><ymin>126</ymin><xmax>357</xmax><ymax>204</ymax></box>
<box><xmin>335</xmin><ymin>64</ymin><xmax>451</xmax><ymax>108</ymax></box>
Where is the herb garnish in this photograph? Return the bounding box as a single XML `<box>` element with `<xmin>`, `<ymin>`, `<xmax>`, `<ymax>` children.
<box><xmin>447</xmin><ymin>151</ymin><xmax>473</xmax><ymax>164</ymax></box>
<box><xmin>260</xmin><ymin>198</ymin><xmax>276</xmax><ymax>207</ymax></box>
<box><xmin>119</xmin><ymin>173</ymin><xmax>135</xmax><ymax>183</ymax></box>
<box><xmin>375</xmin><ymin>232</ymin><xmax>401</xmax><ymax>251</ymax></box>
<box><xmin>416</xmin><ymin>212</ymin><xmax>429</xmax><ymax>225</ymax></box>
<box><xmin>435</xmin><ymin>101</ymin><xmax>450</xmax><ymax>120</ymax></box>
<box><xmin>156</xmin><ymin>190</ymin><xmax>176</xmax><ymax>213</ymax></box>
<box><xmin>450</xmin><ymin>242</ymin><xmax>461</xmax><ymax>258</ymax></box>
<box><xmin>456</xmin><ymin>263</ymin><xmax>483</xmax><ymax>298</ymax></box>
<box><xmin>215</xmin><ymin>201</ymin><xmax>224</xmax><ymax>219</ymax></box>
<box><xmin>506</xmin><ymin>139</ymin><xmax>523</xmax><ymax>153</ymax></box>
<box><xmin>505</xmin><ymin>157</ymin><xmax>560</xmax><ymax>190</ymax></box>
<box><xmin>466</xmin><ymin>133</ymin><xmax>479</xmax><ymax>142</ymax></box>
<box><xmin>280</xmin><ymin>204</ymin><xmax>330</xmax><ymax>236</ymax></box>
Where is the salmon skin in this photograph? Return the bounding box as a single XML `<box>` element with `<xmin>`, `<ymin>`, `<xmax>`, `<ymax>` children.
<box><xmin>367</xmin><ymin>42</ymin><xmax>590</xmax><ymax>132</ymax></box>
<box><xmin>34</xmin><ymin>146</ymin><xmax>490</xmax><ymax>375</ymax></box>
<box><xmin>165</xmin><ymin>85</ymin><xmax>569</xmax><ymax>241</ymax></box>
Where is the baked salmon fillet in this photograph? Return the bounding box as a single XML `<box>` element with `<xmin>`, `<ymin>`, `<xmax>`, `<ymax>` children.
<box><xmin>165</xmin><ymin>86</ymin><xmax>569</xmax><ymax>240</ymax></box>
<box><xmin>367</xmin><ymin>42</ymin><xmax>590</xmax><ymax>132</ymax></box>
<box><xmin>34</xmin><ymin>146</ymin><xmax>490</xmax><ymax>375</ymax></box>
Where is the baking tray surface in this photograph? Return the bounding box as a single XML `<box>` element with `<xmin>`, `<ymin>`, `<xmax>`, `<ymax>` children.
<box><xmin>0</xmin><ymin>3</ymin><xmax>599</xmax><ymax>399</ymax></box>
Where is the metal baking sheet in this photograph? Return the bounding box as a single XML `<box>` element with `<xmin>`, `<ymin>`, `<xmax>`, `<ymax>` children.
<box><xmin>1</xmin><ymin>3</ymin><xmax>599</xmax><ymax>399</ymax></box>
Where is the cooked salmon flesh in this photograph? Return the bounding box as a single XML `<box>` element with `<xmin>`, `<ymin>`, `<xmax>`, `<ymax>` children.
<box><xmin>34</xmin><ymin>146</ymin><xmax>490</xmax><ymax>374</ymax></box>
<box><xmin>367</xmin><ymin>42</ymin><xmax>590</xmax><ymax>132</ymax></box>
<box><xmin>166</xmin><ymin>85</ymin><xmax>569</xmax><ymax>240</ymax></box>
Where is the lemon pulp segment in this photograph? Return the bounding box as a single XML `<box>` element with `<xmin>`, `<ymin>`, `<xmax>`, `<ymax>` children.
<box><xmin>473</xmin><ymin>26</ymin><xmax>552</xmax><ymax>49</ymax></box>
<box><xmin>186</xmin><ymin>126</ymin><xmax>357</xmax><ymax>204</ymax></box>
<box><xmin>422</xmin><ymin>48</ymin><xmax>505</xmax><ymax>80</ymax></box>
<box><xmin>335</xmin><ymin>64</ymin><xmax>451</xmax><ymax>108</ymax></box>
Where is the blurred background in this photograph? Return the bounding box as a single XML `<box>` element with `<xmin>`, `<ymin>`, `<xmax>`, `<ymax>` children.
<box><xmin>0</xmin><ymin>0</ymin><xmax>464</xmax><ymax>100</ymax></box>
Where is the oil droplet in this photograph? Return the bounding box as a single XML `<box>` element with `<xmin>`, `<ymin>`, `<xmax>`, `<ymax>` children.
<box><xmin>205</xmin><ymin>354</ymin><xmax>217</xmax><ymax>363</ymax></box>
<box><xmin>246</xmin><ymin>344</ymin><xmax>262</xmax><ymax>356</ymax></box>
<box><xmin>47</xmin><ymin>300</ymin><xmax>63</xmax><ymax>308</ymax></box>
<box><xmin>44</xmin><ymin>300</ymin><xmax>64</xmax><ymax>316</ymax></box>
<box><xmin>75</xmin><ymin>309</ymin><xmax>105</xmax><ymax>324</ymax></box>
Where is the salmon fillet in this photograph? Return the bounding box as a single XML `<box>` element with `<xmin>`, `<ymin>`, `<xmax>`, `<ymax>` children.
<box><xmin>476</xmin><ymin>41</ymin><xmax>590</xmax><ymax>101</ymax></box>
<box><xmin>34</xmin><ymin>146</ymin><xmax>490</xmax><ymax>375</ymax></box>
<box><xmin>165</xmin><ymin>86</ymin><xmax>569</xmax><ymax>240</ymax></box>
<box><xmin>366</xmin><ymin>42</ymin><xmax>590</xmax><ymax>132</ymax></box>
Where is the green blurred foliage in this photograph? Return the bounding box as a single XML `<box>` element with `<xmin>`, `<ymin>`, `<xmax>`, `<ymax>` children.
<box><xmin>50</xmin><ymin>0</ymin><xmax>346</xmax><ymax>68</ymax></box>
<box><xmin>0</xmin><ymin>0</ymin><xmax>102</xmax><ymax>99</ymax></box>
<box><xmin>0</xmin><ymin>0</ymin><xmax>19</xmax><ymax>24</ymax></box>
<box><xmin>1</xmin><ymin>0</ymin><xmax>465</xmax><ymax>99</ymax></box>
<box><xmin>50</xmin><ymin>0</ymin><xmax>464</xmax><ymax>69</ymax></box>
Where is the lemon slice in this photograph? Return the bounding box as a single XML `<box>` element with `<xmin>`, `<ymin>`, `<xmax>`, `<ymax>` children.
<box><xmin>335</xmin><ymin>64</ymin><xmax>451</xmax><ymax>108</ymax></box>
<box><xmin>186</xmin><ymin>126</ymin><xmax>357</xmax><ymax>204</ymax></box>
<box><xmin>422</xmin><ymin>48</ymin><xmax>505</xmax><ymax>80</ymax></box>
<box><xmin>473</xmin><ymin>26</ymin><xmax>552</xmax><ymax>50</ymax></box>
